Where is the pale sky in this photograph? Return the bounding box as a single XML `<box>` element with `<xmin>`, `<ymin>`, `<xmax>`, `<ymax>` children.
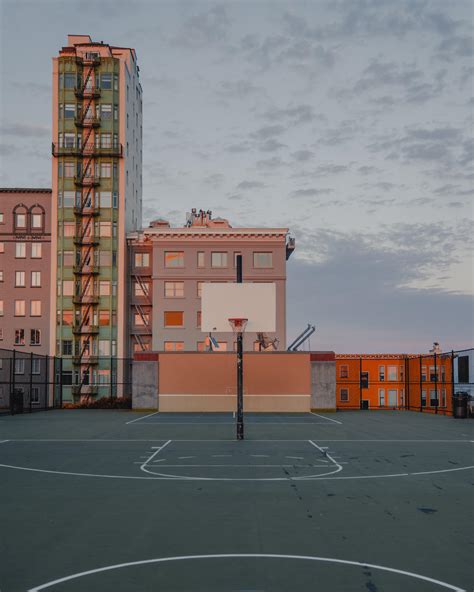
<box><xmin>0</xmin><ymin>0</ymin><xmax>473</xmax><ymax>352</ymax></box>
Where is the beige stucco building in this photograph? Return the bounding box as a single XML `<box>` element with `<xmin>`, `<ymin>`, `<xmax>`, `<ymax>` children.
<box><xmin>127</xmin><ymin>209</ymin><xmax>295</xmax><ymax>353</ymax></box>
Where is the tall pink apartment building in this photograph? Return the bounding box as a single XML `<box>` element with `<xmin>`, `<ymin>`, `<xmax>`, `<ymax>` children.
<box><xmin>0</xmin><ymin>189</ymin><xmax>52</xmax><ymax>355</ymax></box>
<box><xmin>127</xmin><ymin>209</ymin><xmax>295</xmax><ymax>353</ymax></box>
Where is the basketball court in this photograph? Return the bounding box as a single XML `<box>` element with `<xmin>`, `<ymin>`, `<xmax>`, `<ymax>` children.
<box><xmin>0</xmin><ymin>409</ymin><xmax>472</xmax><ymax>591</ymax></box>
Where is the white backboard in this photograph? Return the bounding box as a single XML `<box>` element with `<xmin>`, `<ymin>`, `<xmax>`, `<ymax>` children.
<box><xmin>201</xmin><ymin>283</ymin><xmax>276</xmax><ymax>333</ymax></box>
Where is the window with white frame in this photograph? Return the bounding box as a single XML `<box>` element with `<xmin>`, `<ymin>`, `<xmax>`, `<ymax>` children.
<box><xmin>15</xmin><ymin>271</ymin><xmax>26</xmax><ymax>287</ymax></box>
<box><xmin>31</xmin><ymin>243</ymin><xmax>42</xmax><ymax>258</ymax></box>
<box><xmin>0</xmin><ymin>300</ymin><xmax>3</xmax><ymax>316</ymax></box>
<box><xmin>30</xmin><ymin>300</ymin><xmax>41</xmax><ymax>316</ymax></box>
<box><xmin>387</xmin><ymin>366</ymin><xmax>398</xmax><ymax>381</ymax></box>
<box><xmin>378</xmin><ymin>365</ymin><xmax>385</xmax><ymax>381</ymax></box>
<box><xmin>14</xmin><ymin>300</ymin><xmax>25</xmax><ymax>316</ymax></box>
<box><xmin>31</xmin><ymin>271</ymin><xmax>41</xmax><ymax>287</ymax></box>
<box><xmin>0</xmin><ymin>243</ymin><xmax>4</xmax><ymax>253</ymax></box>
<box><xmin>134</xmin><ymin>252</ymin><xmax>149</xmax><ymax>267</ymax></box>
<box><xmin>211</xmin><ymin>252</ymin><xmax>227</xmax><ymax>267</ymax></box>
<box><xmin>64</xmin><ymin>104</ymin><xmax>75</xmax><ymax>118</ymax></box>
<box><xmin>379</xmin><ymin>388</ymin><xmax>385</xmax><ymax>406</ymax></box>
<box><xmin>14</xmin><ymin>359</ymin><xmax>25</xmax><ymax>374</ymax></box>
<box><xmin>15</xmin><ymin>242</ymin><xmax>26</xmax><ymax>258</ymax></box>
<box><xmin>31</xmin><ymin>387</ymin><xmax>40</xmax><ymax>404</ymax></box>
<box><xmin>101</xmin><ymin>163</ymin><xmax>111</xmax><ymax>178</ymax></box>
<box><xmin>165</xmin><ymin>281</ymin><xmax>184</xmax><ymax>298</ymax></box>
<box><xmin>99</xmin><ymin>340</ymin><xmax>110</xmax><ymax>356</ymax></box>
<box><xmin>197</xmin><ymin>251</ymin><xmax>205</xmax><ymax>268</ymax></box>
<box><xmin>253</xmin><ymin>252</ymin><xmax>273</xmax><ymax>268</ymax></box>
<box><xmin>0</xmin><ymin>213</ymin><xmax>4</xmax><ymax>224</ymax></box>
<box><xmin>15</xmin><ymin>329</ymin><xmax>25</xmax><ymax>345</ymax></box>
<box><xmin>32</xmin><ymin>359</ymin><xmax>41</xmax><ymax>374</ymax></box>
<box><xmin>164</xmin><ymin>341</ymin><xmax>185</xmax><ymax>351</ymax></box>
<box><xmin>30</xmin><ymin>329</ymin><xmax>41</xmax><ymax>346</ymax></box>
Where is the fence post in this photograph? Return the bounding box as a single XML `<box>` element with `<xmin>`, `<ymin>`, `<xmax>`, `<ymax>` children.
<box><xmin>451</xmin><ymin>350</ymin><xmax>455</xmax><ymax>416</ymax></box>
<box><xmin>405</xmin><ymin>356</ymin><xmax>409</xmax><ymax>410</ymax></box>
<box><xmin>11</xmin><ymin>349</ymin><xmax>16</xmax><ymax>413</ymax></box>
<box><xmin>434</xmin><ymin>352</ymin><xmax>438</xmax><ymax>414</ymax></box>
<box><xmin>59</xmin><ymin>357</ymin><xmax>63</xmax><ymax>407</ymax></box>
<box><xmin>29</xmin><ymin>352</ymin><xmax>33</xmax><ymax>413</ymax></box>
<box><xmin>110</xmin><ymin>356</ymin><xmax>113</xmax><ymax>399</ymax></box>
<box><xmin>359</xmin><ymin>357</ymin><xmax>362</xmax><ymax>409</ymax></box>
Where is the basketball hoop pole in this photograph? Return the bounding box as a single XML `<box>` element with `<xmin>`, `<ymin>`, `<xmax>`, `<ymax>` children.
<box><xmin>236</xmin><ymin>254</ymin><xmax>244</xmax><ymax>440</ymax></box>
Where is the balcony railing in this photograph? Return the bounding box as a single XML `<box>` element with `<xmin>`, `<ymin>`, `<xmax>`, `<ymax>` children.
<box><xmin>52</xmin><ymin>143</ymin><xmax>123</xmax><ymax>157</ymax></box>
<box><xmin>73</xmin><ymin>205</ymin><xmax>100</xmax><ymax>217</ymax></box>
<box><xmin>75</xmin><ymin>55</ymin><xmax>101</xmax><ymax>67</ymax></box>
<box><xmin>72</xmin><ymin>323</ymin><xmax>99</xmax><ymax>335</ymax></box>
<box><xmin>72</xmin><ymin>355</ymin><xmax>99</xmax><ymax>366</ymax></box>
<box><xmin>73</xmin><ymin>234</ymin><xmax>99</xmax><ymax>247</ymax></box>
<box><xmin>74</xmin><ymin>116</ymin><xmax>101</xmax><ymax>128</ymax></box>
<box><xmin>73</xmin><ymin>264</ymin><xmax>99</xmax><ymax>275</ymax></box>
<box><xmin>74</xmin><ymin>175</ymin><xmax>100</xmax><ymax>187</ymax></box>
<box><xmin>74</xmin><ymin>86</ymin><xmax>101</xmax><ymax>99</ymax></box>
<box><xmin>72</xmin><ymin>294</ymin><xmax>100</xmax><ymax>305</ymax></box>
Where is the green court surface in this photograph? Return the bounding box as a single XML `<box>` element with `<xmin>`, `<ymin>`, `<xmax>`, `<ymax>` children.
<box><xmin>0</xmin><ymin>410</ymin><xmax>472</xmax><ymax>591</ymax></box>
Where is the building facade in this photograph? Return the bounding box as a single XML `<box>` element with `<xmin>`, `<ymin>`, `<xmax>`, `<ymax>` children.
<box><xmin>0</xmin><ymin>189</ymin><xmax>52</xmax><ymax>355</ymax></box>
<box><xmin>336</xmin><ymin>353</ymin><xmax>453</xmax><ymax>412</ymax></box>
<box><xmin>50</xmin><ymin>35</ymin><xmax>142</xmax><ymax>401</ymax></box>
<box><xmin>128</xmin><ymin>209</ymin><xmax>295</xmax><ymax>354</ymax></box>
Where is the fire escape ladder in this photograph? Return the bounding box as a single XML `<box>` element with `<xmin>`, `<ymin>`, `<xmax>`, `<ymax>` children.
<box><xmin>134</xmin><ymin>275</ymin><xmax>151</xmax><ymax>303</ymax></box>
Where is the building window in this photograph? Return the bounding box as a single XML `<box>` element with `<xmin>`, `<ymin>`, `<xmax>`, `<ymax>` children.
<box><xmin>99</xmin><ymin>311</ymin><xmax>110</xmax><ymax>326</ymax></box>
<box><xmin>197</xmin><ymin>341</ymin><xmax>206</xmax><ymax>351</ymax></box>
<box><xmin>14</xmin><ymin>329</ymin><xmax>25</xmax><ymax>346</ymax></box>
<box><xmin>15</xmin><ymin>242</ymin><xmax>26</xmax><ymax>258</ymax></box>
<box><xmin>135</xmin><ymin>252</ymin><xmax>150</xmax><ymax>267</ymax></box>
<box><xmin>63</xmin><ymin>222</ymin><xmax>75</xmax><ymax>237</ymax></box>
<box><xmin>0</xmin><ymin>328</ymin><xmax>3</xmax><ymax>340</ymax></box>
<box><xmin>421</xmin><ymin>366</ymin><xmax>427</xmax><ymax>382</ymax></box>
<box><xmin>31</xmin><ymin>387</ymin><xmax>40</xmax><ymax>404</ymax></box>
<box><xmin>0</xmin><ymin>243</ymin><xmax>4</xmax><ymax>253</ymax></box>
<box><xmin>30</xmin><ymin>300</ymin><xmax>41</xmax><ymax>316</ymax></box>
<box><xmin>15</xmin><ymin>359</ymin><xmax>25</xmax><ymax>374</ymax></box>
<box><xmin>14</xmin><ymin>300</ymin><xmax>26</xmax><ymax>316</ymax></box>
<box><xmin>99</xmin><ymin>340</ymin><xmax>110</xmax><ymax>356</ymax></box>
<box><xmin>15</xmin><ymin>271</ymin><xmax>26</xmax><ymax>287</ymax></box>
<box><xmin>387</xmin><ymin>366</ymin><xmax>397</xmax><ymax>381</ymax></box>
<box><xmin>0</xmin><ymin>300</ymin><xmax>3</xmax><ymax>316</ymax></box>
<box><xmin>101</xmin><ymin>133</ymin><xmax>112</xmax><ymax>148</ymax></box>
<box><xmin>429</xmin><ymin>367</ymin><xmax>438</xmax><ymax>382</ymax></box>
<box><xmin>211</xmin><ymin>252</ymin><xmax>227</xmax><ymax>267</ymax></box>
<box><xmin>99</xmin><ymin>281</ymin><xmax>110</xmax><ymax>296</ymax></box>
<box><xmin>0</xmin><ymin>271</ymin><xmax>3</xmax><ymax>282</ymax></box>
<box><xmin>101</xmin><ymin>162</ymin><xmax>111</xmax><ymax>178</ymax></box>
<box><xmin>197</xmin><ymin>282</ymin><xmax>203</xmax><ymax>298</ymax></box>
<box><xmin>100</xmin><ymin>191</ymin><xmax>112</xmax><ymax>207</ymax></box>
<box><xmin>32</xmin><ymin>358</ymin><xmax>41</xmax><ymax>375</ymax></box>
<box><xmin>134</xmin><ymin>281</ymin><xmax>149</xmax><ymax>297</ymax></box>
<box><xmin>31</xmin><ymin>213</ymin><xmax>43</xmax><ymax>229</ymax></box>
<box><xmin>62</xmin><ymin>340</ymin><xmax>73</xmax><ymax>356</ymax></box>
<box><xmin>31</xmin><ymin>271</ymin><xmax>41</xmax><ymax>287</ymax></box>
<box><xmin>164</xmin><ymin>311</ymin><xmax>184</xmax><ymax>327</ymax></box>
<box><xmin>31</xmin><ymin>243</ymin><xmax>42</xmax><ymax>258</ymax></box>
<box><xmin>62</xmin><ymin>280</ymin><xmax>74</xmax><ymax>296</ymax></box>
<box><xmin>165</xmin><ymin>281</ymin><xmax>184</xmax><ymax>298</ymax></box>
<box><xmin>64</xmin><ymin>104</ymin><xmax>76</xmax><ymax>118</ymax></box>
<box><xmin>339</xmin><ymin>388</ymin><xmax>349</xmax><ymax>402</ymax></box>
<box><xmin>99</xmin><ymin>222</ymin><xmax>111</xmax><ymax>237</ymax></box>
<box><xmin>360</xmin><ymin>371</ymin><xmax>369</xmax><ymax>388</ymax></box>
<box><xmin>15</xmin><ymin>213</ymin><xmax>27</xmax><ymax>229</ymax></box>
<box><xmin>134</xmin><ymin>312</ymin><xmax>149</xmax><ymax>326</ymax></box>
<box><xmin>197</xmin><ymin>311</ymin><xmax>201</xmax><ymax>327</ymax></box>
<box><xmin>253</xmin><ymin>252</ymin><xmax>273</xmax><ymax>268</ymax></box>
<box><xmin>164</xmin><ymin>341</ymin><xmax>185</xmax><ymax>351</ymax></box>
<box><xmin>339</xmin><ymin>365</ymin><xmax>348</xmax><ymax>379</ymax></box>
<box><xmin>215</xmin><ymin>342</ymin><xmax>227</xmax><ymax>351</ymax></box>
<box><xmin>165</xmin><ymin>251</ymin><xmax>184</xmax><ymax>268</ymax></box>
<box><xmin>30</xmin><ymin>329</ymin><xmax>41</xmax><ymax>346</ymax></box>
<box><xmin>0</xmin><ymin>213</ymin><xmax>4</xmax><ymax>223</ymax></box>
<box><xmin>378</xmin><ymin>366</ymin><xmax>385</xmax><ymax>381</ymax></box>
<box><xmin>64</xmin><ymin>162</ymin><xmax>75</xmax><ymax>178</ymax></box>
<box><xmin>197</xmin><ymin>251</ymin><xmax>205</xmax><ymax>268</ymax></box>
<box><xmin>101</xmin><ymin>73</ymin><xmax>112</xmax><ymax>89</ymax></box>
<box><xmin>101</xmin><ymin>104</ymin><xmax>112</xmax><ymax>119</ymax></box>
<box><xmin>62</xmin><ymin>310</ymin><xmax>73</xmax><ymax>326</ymax></box>
<box><xmin>63</xmin><ymin>73</ymin><xmax>75</xmax><ymax>88</ymax></box>
<box><xmin>379</xmin><ymin>388</ymin><xmax>385</xmax><ymax>406</ymax></box>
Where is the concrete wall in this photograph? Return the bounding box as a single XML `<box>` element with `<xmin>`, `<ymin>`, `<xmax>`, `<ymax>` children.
<box><xmin>132</xmin><ymin>352</ymin><xmax>312</xmax><ymax>412</ymax></box>
<box><xmin>132</xmin><ymin>360</ymin><xmax>158</xmax><ymax>409</ymax></box>
<box><xmin>311</xmin><ymin>359</ymin><xmax>336</xmax><ymax>410</ymax></box>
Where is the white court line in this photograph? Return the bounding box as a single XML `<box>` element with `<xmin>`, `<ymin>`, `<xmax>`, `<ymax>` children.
<box><xmin>0</xmin><ymin>440</ymin><xmax>10</xmax><ymax>444</ymax></box>
<box><xmin>127</xmin><ymin>422</ymin><xmax>335</xmax><ymax>425</ymax></box>
<box><xmin>140</xmin><ymin>440</ymin><xmax>172</xmax><ymax>476</ymax></box>
<box><xmin>5</xmin><ymin>438</ymin><xmax>473</xmax><ymax>442</ymax></box>
<box><xmin>306</xmin><ymin>440</ymin><xmax>344</xmax><ymax>478</ymax></box>
<box><xmin>152</xmin><ymin>464</ymin><xmax>331</xmax><ymax>468</ymax></box>
<box><xmin>27</xmin><ymin>553</ymin><xmax>466</xmax><ymax>592</ymax></box>
<box><xmin>310</xmin><ymin>412</ymin><xmax>342</xmax><ymax>425</ymax></box>
<box><xmin>125</xmin><ymin>412</ymin><xmax>160</xmax><ymax>425</ymax></box>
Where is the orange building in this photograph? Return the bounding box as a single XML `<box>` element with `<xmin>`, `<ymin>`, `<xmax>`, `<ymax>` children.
<box><xmin>336</xmin><ymin>353</ymin><xmax>454</xmax><ymax>414</ymax></box>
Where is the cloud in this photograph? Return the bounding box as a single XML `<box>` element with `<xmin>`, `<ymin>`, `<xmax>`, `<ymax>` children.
<box><xmin>292</xmin><ymin>188</ymin><xmax>334</xmax><ymax>198</ymax></box>
<box><xmin>0</xmin><ymin>122</ymin><xmax>49</xmax><ymax>138</ymax></box>
<box><xmin>172</xmin><ymin>4</ymin><xmax>231</xmax><ymax>48</ymax></box>
<box><xmin>291</xmin><ymin>150</ymin><xmax>314</xmax><ymax>162</ymax></box>
<box><xmin>262</xmin><ymin>104</ymin><xmax>320</xmax><ymax>126</ymax></box>
<box><xmin>203</xmin><ymin>173</ymin><xmax>225</xmax><ymax>188</ymax></box>
<box><xmin>224</xmin><ymin>141</ymin><xmax>251</xmax><ymax>153</ymax></box>
<box><xmin>216</xmin><ymin>80</ymin><xmax>265</xmax><ymax>99</ymax></box>
<box><xmin>236</xmin><ymin>180</ymin><xmax>266</xmax><ymax>190</ymax></box>
<box><xmin>250</xmin><ymin>124</ymin><xmax>286</xmax><ymax>141</ymax></box>
<box><xmin>259</xmin><ymin>139</ymin><xmax>286</xmax><ymax>152</ymax></box>
<box><xmin>256</xmin><ymin>157</ymin><xmax>287</xmax><ymax>170</ymax></box>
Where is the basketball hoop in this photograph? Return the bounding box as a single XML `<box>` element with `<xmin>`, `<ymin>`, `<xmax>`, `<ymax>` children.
<box><xmin>228</xmin><ymin>318</ymin><xmax>248</xmax><ymax>335</ymax></box>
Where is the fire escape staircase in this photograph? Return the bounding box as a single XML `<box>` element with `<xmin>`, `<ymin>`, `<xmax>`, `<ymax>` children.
<box><xmin>133</xmin><ymin>276</ymin><xmax>152</xmax><ymax>352</ymax></box>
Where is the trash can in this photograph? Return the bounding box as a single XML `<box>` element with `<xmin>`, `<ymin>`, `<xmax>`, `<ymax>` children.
<box><xmin>452</xmin><ymin>392</ymin><xmax>469</xmax><ymax>419</ymax></box>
